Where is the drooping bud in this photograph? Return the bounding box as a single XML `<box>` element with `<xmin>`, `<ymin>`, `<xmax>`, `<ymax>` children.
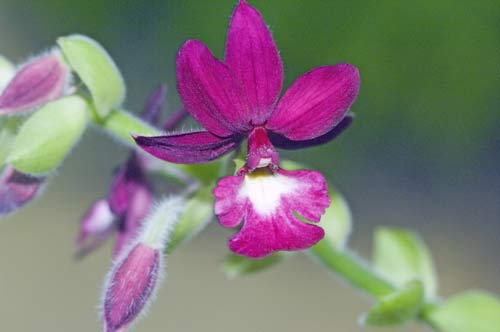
<box><xmin>0</xmin><ymin>52</ymin><xmax>70</xmax><ymax>115</ymax></box>
<box><xmin>102</xmin><ymin>196</ymin><xmax>185</xmax><ymax>332</ymax></box>
<box><xmin>0</xmin><ymin>165</ymin><xmax>45</xmax><ymax>216</ymax></box>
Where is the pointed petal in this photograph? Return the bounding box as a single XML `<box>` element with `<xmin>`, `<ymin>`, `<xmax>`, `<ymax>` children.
<box><xmin>0</xmin><ymin>166</ymin><xmax>45</xmax><ymax>216</ymax></box>
<box><xmin>141</xmin><ymin>84</ymin><xmax>167</xmax><ymax>125</ymax></box>
<box><xmin>135</xmin><ymin>131</ymin><xmax>241</xmax><ymax>164</ymax></box>
<box><xmin>176</xmin><ymin>40</ymin><xmax>251</xmax><ymax>136</ymax></box>
<box><xmin>267</xmin><ymin>64</ymin><xmax>360</xmax><ymax>141</ymax></box>
<box><xmin>225</xmin><ymin>0</ymin><xmax>283</xmax><ymax>123</ymax></box>
<box><xmin>269</xmin><ymin>114</ymin><xmax>354</xmax><ymax>150</ymax></box>
<box><xmin>162</xmin><ymin>108</ymin><xmax>188</xmax><ymax>131</ymax></box>
<box><xmin>214</xmin><ymin>168</ymin><xmax>330</xmax><ymax>258</ymax></box>
<box><xmin>103</xmin><ymin>243</ymin><xmax>161</xmax><ymax>332</ymax></box>
<box><xmin>113</xmin><ymin>186</ymin><xmax>153</xmax><ymax>258</ymax></box>
<box><xmin>0</xmin><ymin>53</ymin><xmax>69</xmax><ymax>115</ymax></box>
<box><xmin>75</xmin><ymin>199</ymin><xmax>116</xmax><ymax>257</ymax></box>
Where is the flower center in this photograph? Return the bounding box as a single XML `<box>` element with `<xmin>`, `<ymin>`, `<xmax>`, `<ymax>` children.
<box><xmin>238</xmin><ymin>168</ymin><xmax>298</xmax><ymax>216</ymax></box>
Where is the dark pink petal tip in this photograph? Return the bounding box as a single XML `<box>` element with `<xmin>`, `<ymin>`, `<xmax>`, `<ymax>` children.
<box><xmin>246</xmin><ymin>127</ymin><xmax>279</xmax><ymax>170</ymax></box>
<box><xmin>0</xmin><ymin>166</ymin><xmax>45</xmax><ymax>216</ymax></box>
<box><xmin>134</xmin><ymin>131</ymin><xmax>241</xmax><ymax>164</ymax></box>
<box><xmin>225</xmin><ymin>0</ymin><xmax>283</xmax><ymax>124</ymax></box>
<box><xmin>103</xmin><ymin>243</ymin><xmax>161</xmax><ymax>332</ymax></box>
<box><xmin>267</xmin><ymin>64</ymin><xmax>360</xmax><ymax>141</ymax></box>
<box><xmin>176</xmin><ymin>40</ymin><xmax>251</xmax><ymax>136</ymax></box>
<box><xmin>0</xmin><ymin>53</ymin><xmax>69</xmax><ymax>115</ymax></box>
<box><xmin>141</xmin><ymin>84</ymin><xmax>167</xmax><ymax>125</ymax></box>
<box><xmin>214</xmin><ymin>168</ymin><xmax>330</xmax><ymax>258</ymax></box>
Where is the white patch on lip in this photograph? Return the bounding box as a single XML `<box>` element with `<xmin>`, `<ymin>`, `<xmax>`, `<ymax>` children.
<box><xmin>238</xmin><ymin>170</ymin><xmax>298</xmax><ymax>216</ymax></box>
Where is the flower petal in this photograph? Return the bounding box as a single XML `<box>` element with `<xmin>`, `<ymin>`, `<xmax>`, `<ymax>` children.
<box><xmin>177</xmin><ymin>40</ymin><xmax>251</xmax><ymax>136</ymax></box>
<box><xmin>141</xmin><ymin>83</ymin><xmax>167</xmax><ymax>125</ymax></box>
<box><xmin>214</xmin><ymin>168</ymin><xmax>330</xmax><ymax>258</ymax></box>
<box><xmin>0</xmin><ymin>53</ymin><xmax>69</xmax><ymax>115</ymax></box>
<box><xmin>225</xmin><ymin>0</ymin><xmax>283</xmax><ymax>124</ymax></box>
<box><xmin>0</xmin><ymin>166</ymin><xmax>45</xmax><ymax>216</ymax></box>
<box><xmin>134</xmin><ymin>131</ymin><xmax>241</xmax><ymax>164</ymax></box>
<box><xmin>269</xmin><ymin>114</ymin><xmax>354</xmax><ymax>150</ymax></box>
<box><xmin>267</xmin><ymin>64</ymin><xmax>360</xmax><ymax>141</ymax></box>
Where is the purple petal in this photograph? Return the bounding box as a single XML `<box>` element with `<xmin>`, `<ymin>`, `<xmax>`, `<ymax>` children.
<box><xmin>176</xmin><ymin>40</ymin><xmax>251</xmax><ymax>136</ymax></box>
<box><xmin>162</xmin><ymin>108</ymin><xmax>188</xmax><ymax>131</ymax></box>
<box><xmin>113</xmin><ymin>186</ymin><xmax>153</xmax><ymax>258</ymax></box>
<box><xmin>246</xmin><ymin>127</ymin><xmax>279</xmax><ymax>171</ymax></box>
<box><xmin>75</xmin><ymin>199</ymin><xmax>116</xmax><ymax>257</ymax></box>
<box><xmin>0</xmin><ymin>166</ymin><xmax>45</xmax><ymax>216</ymax></box>
<box><xmin>267</xmin><ymin>64</ymin><xmax>360</xmax><ymax>141</ymax></box>
<box><xmin>214</xmin><ymin>168</ymin><xmax>330</xmax><ymax>258</ymax></box>
<box><xmin>0</xmin><ymin>53</ymin><xmax>69</xmax><ymax>115</ymax></box>
<box><xmin>269</xmin><ymin>114</ymin><xmax>354</xmax><ymax>150</ymax></box>
<box><xmin>135</xmin><ymin>131</ymin><xmax>241</xmax><ymax>164</ymax></box>
<box><xmin>103</xmin><ymin>243</ymin><xmax>161</xmax><ymax>332</ymax></box>
<box><xmin>141</xmin><ymin>84</ymin><xmax>167</xmax><ymax>125</ymax></box>
<box><xmin>225</xmin><ymin>0</ymin><xmax>283</xmax><ymax>124</ymax></box>
<box><xmin>108</xmin><ymin>154</ymin><xmax>148</xmax><ymax>216</ymax></box>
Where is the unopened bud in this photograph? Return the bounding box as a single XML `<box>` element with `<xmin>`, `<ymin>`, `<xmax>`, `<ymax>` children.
<box><xmin>0</xmin><ymin>52</ymin><xmax>70</xmax><ymax>115</ymax></box>
<box><xmin>0</xmin><ymin>165</ymin><xmax>45</xmax><ymax>216</ymax></box>
<box><xmin>76</xmin><ymin>199</ymin><xmax>115</xmax><ymax>257</ymax></box>
<box><xmin>101</xmin><ymin>197</ymin><xmax>185</xmax><ymax>332</ymax></box>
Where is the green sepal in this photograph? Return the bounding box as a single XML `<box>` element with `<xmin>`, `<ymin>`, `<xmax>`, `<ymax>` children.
<box><xmin>363</xmin><ymin>279</ymin><xmax>424</xmax><ymax>326</ymax></box>
<box><xmin>223</xmin><ymin>252</ymin><xmax>291</xmax><ymax>279</ymax></box>
<box><xmin>57</xmin><ymin>35</ymin><xmax>125</xmax><ymax>118</ymax></box>
<box><xmin>373</xmin><ymin>227</ymin><xmax>438</xmax><ymax>299</ymax></box>
<box><xmin>7</xmin><ymin>96</ymin><xmax>88</xmax><ymax>175</ymax></box>
<box><xmin>425</xmin><ymin>291</ymin><xmax>500</xmax><ymax>332</ymax></box>
<box><xmin>0</xmin><ymin>117</ymin><xmax>21</xmax><ymax>167</ymax></box>
<box><xmin>167</xmin><ymin>186</ymin><xmax>214</xmax><ymax>253</ymax></box>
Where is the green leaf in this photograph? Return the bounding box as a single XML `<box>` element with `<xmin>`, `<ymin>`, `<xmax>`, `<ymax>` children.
<box><xmin>223</xmin><ymin>252</ymin><xmax>290</xmax><ymax>279</ymax></box>
<box><xmin>167</xmin><ymin>186</ymin><xmax>214</xmax><ymax>252</ymax></box>
<box><xmin>373</xmin><ymin>227</ymin><xmax>438</xmax><ymax>299</ymax></box>
<box><xmin>57</xmin><ymin>34</ymin><xmax>125</xmax><ymax>118</ymax></box>
<box><xmin>363</xmin><ymin>280</ymin><xmax>424</xmax><ymax>326</ymax></box>
<box><xmin>426</xmin><ymin>291</ymin><xmax>500</xmax><ymax>332</ymax></box>
<box><xmin>321</xmin><ymin>189</ymin><xmax>352</xmax><ymax>250</ymax></box>
<box><xmin>0</xmin><ymin>55</ymin><xmax>15</xmax><ymax>92</ymax></box>
<box><xmin>8</xmin><ymin>96</ymin><xmax>88</xmax><ymax>174</ymax></box>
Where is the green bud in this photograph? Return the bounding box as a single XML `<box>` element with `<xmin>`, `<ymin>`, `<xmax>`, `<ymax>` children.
<box><xmin>8</xmin><ymin>95</ymin><xmax>88</xmax><ymax>175</ymax></box>
<box><xmin>0</xmin><ymin>117</ymin><xmax>21</xmax><ymax>167</ymax></box>
<box><xmin>57</xmin><ymin>35</ymin><xmax>125</xmax><ymax>118</ymax></box>
<box><xmin>362</xmin><ymin>280</ymin><xmax>424</xmax><ymax>326</ymax></box>
<box><xmin>0</xmin><ymin>56</ymin><xmax>15</xmax><ymax>92</ymax></box>
<box><xmin>321</xmin><ymin>189</ymin><xmax>352</xmax><ymax>250</ymax></box>
<box><xmin>223</xmin><ymin>252</ymin><xmax>290</xmax><ymax>279</ymax></box>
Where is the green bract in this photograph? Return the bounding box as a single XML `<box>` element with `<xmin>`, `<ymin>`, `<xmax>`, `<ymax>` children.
<box><xmin>0</xmin><ymin>118</ymin><xmax>20</xmax><ymax>167</ymax></box>
<box><xmin>0</xmin><ymin>55</ymin><xmax>15</xmax><ymax>92</ymax></box>
<box><xmin>167</xmin><ymin>187</ymin><xmax>214</xmax><ymax>252</ymax></box>
<box><xmin>426</xmin><ymin>291</ymin><xmax>500</xmax><ymax>332</ymax></box>
<box><xmin>8</xmin><ymin>96</ymin><xmax>88</xmax><ymax>174</ymax></box>
<box><xmin>223</xmin><ymin>252</ymin><xmax>290</xmax><ymax>279</ymax></box>
<box><xmin>363</xmin><ymin>279</ymin><xmax>424</xmax><ymax>326</ymax></box>
<box><xmin>373</xmin><ymin>227</ymin><xmax>438</xmax><ymax>299</ymax></box>
<box><xmin>57</xmin><ymin>35</ymin><xmax>125</xmax><ymax>118</ymax></box>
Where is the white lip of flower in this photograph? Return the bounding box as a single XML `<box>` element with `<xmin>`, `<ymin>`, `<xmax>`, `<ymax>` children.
<box><xmin>238</xmin><ymin>169</ymin><xmax>298</xmax><ymax>216</ymax></box>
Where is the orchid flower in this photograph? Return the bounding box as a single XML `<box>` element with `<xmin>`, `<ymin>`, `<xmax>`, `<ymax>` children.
<box><xmin>135</xmin><ymin>0</ymin><xmax>360</xmax><ymax>258</ymax></box>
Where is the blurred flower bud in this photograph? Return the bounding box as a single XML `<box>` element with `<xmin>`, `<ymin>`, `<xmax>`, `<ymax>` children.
<box><xmin>102</xmin><ymin>197</ymin><xmax>185</xmax><ymax>332</ymax></box>
<box><xmin>0</xmin><ymin>52</ymin><xmax>70</xmax><ymax>115</ymax></box>
<box><xmin>7</xmin><ymin>95</ymin><xmax>88</xmax><ymax>175</ymax></box>
<box><xmin>0</xmin><ymin>165</ymin><xmax>45</xmax><ymax>216</ymax></box>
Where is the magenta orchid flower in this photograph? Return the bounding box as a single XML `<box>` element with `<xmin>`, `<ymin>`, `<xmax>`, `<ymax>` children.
<box><xmin>135</xmin><ymin>0</ymin><xmax>360</xmax><ymax>258</ymax></box>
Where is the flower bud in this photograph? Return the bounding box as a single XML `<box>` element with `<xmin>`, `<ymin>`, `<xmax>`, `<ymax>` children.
<box><xmin>101</xmin><ymin>197</ymin><xmax>185</xmax><ymax>332</ymax></box>
<box><xmin>0</xmin><ymin>52</ymin><xmax>70</xmax><ymax>115</ymax></box>
<box><xmin>76</xmin><ymin>199</ymin><xmax>115</xmax><ymax>257</ymax></box>
<box><xmin>0</xmin><ymin>165</ymin><xmax>45</xmax><ymax>216</ymax></box>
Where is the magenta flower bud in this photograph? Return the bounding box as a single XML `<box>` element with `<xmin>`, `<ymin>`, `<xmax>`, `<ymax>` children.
<box><xmin>103</xmin><ymin>243</ymin><xmax>161</xmax><ymax>332</ymax></box>
<box><xmin>0</xmin><ymin>52</ymin><xmax>70</xmax><ymax>115</ymax></box>
<box><xmin>0</xmin><ymin>165</ymin><xmax>45</xmax><ymax>216</ymax></box>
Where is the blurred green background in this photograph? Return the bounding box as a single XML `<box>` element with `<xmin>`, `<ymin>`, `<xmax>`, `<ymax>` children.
<box><xmin>0</xmin><ymin>0</ymin><xmax>499</xmax><ymax>331</ymax></box>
